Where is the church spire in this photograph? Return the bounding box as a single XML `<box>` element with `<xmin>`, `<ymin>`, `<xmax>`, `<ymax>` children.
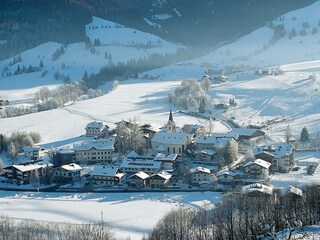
<box><xmin>169</xmin><ymin>109</ymin><xmax>173</xmax><ymax>122</ymax></box>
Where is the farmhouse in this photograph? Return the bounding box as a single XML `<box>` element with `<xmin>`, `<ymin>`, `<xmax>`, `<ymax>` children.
<box><xmin>128</xmin><ymin>172</ymin><xmax>149</xmax><ymax>188</ymax></box>
<box><xmin>242</xmin><ymin>159</ymin><xmax>271</xmax><ymax>180</ymax></box>
<box><xmin>4</xmin><ymin>163</ymin><xmax>51</xmax><ymax>184</ymax></box>
<box><xmin>148</xmin><ymin>171</ymin><xmax>172</xmax><ymax>189</ymax></box>
<box><xmin>230</xmin><ymin>128</ymin><xmax>265</xmax><ymax>142</ymax></box>
<box><xmin>85</xmin><ymin>121</ymin><xmax>109</xmax><ymax>138</ymax></box>
<box><xmin>195</xmin><ymin>134</ymin><xmax>238</xmax><ymax>155</ymax></box>
<box><xmin>154</xmin><ymin>153</ymin><xmax>179</xmax><ymax>170</ymax></box>
<box><xmin>22</xmin><ymin>146</ymin><xmax>46</xmax><ymax>160</ymax></box>
<box><xmin>53</xmin><ymin>163</ymin><xmax>82</xmax><ymax>183</ymax></box>
<box><xmin>91</xmin><ymin>166</ymin><xmax>125</xmax><ymax>186</ymax></box>
<box><xmin>253</xmin><ymin>143</ymin><xmax>294</xmax><ymax>172</ymax></box>
<box><xmin>190</xmin><ymin>166</ymin><xmax>214</xmax><ymax>185</ymax></box>
<box><xmin>73</xmin><ymin>140</ymin><xmax>114</xmax><ymax>164</ymax></box>
<box><xmin>120</xmin><ymin>157</ymin><xmax>161</xmax><ymax>175</ymax></box>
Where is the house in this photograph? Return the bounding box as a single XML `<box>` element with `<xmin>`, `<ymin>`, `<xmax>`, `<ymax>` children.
<box><xmin>215</xmin><ymin>170</ymin><xmax>244</xmax><ymax>190</ymax></box>
<box><xmin>190</xmin><ymin>166</ymin><xmax>213</xmax><ymax>185</ymax></box>
<box><xmin>73</xmin><ymin>140</ymin><xmax>114</xmax><ymax>164</ymax></box>
<box><xmin>241</xmin><ymin>183</ymin><xmax>276</xmax><ymax>201</ymax></box>
<box><xmin>148</xmin><ymin>171</ymin><xmax>172</xmax><ymax>189</ymax></box>
<box><xmin>91</xmin><ymin>166</ymin><xmax>125</xmax><ymax>186</ymax></box>
<box><xmin>154</xmin><ymin>153</ymin><xmax>179</xmax><ymax>170</ymax></box>
<box><xmin>85</xmin><ymin>121</ymin><xmax>109</xmax><ymax>138</ymax></box>
<box><xmin>128</xmin><ymin>172</ymin><xmax>149</xmax><ymax>188</ymax></box>
<box><xmin>242</xmin><ymin>159</ymin><xmax>271</xmax><ymax>180</ymax></box>
<box><xmin>194</xmin><ymin>149</ymin><xmax>219</xmax><ymax>166</ymax></box>
<box><xmin>229</xmin><ymin>128</ymin><xmax>265</xmax><ymax>142</ymax></box>
<box><xmin>182</xmin><ymin>124</ymin><xmax>206</xmax><ymax>135</ymax></box>
<box><xmin>22</xmin><ymin>146</ymin><xmax>46</xmax><ymax>160</ymax></box>
<box><xmin>53</xmin><ymin>163</ymin><xmax>82</xmax><ymax>183</ymax></box>
<box><xmin>120</xmin><ymin>157</ymin><xmax>161</xmax><ymax>175</ymax></box>
<box><xmin>253</xmin><ymin>143</ymin><xmax>294</xmax><ymax>172</ymax></box>
<box><xmin>4</xmin><ymin>163</ymin><xmax>51</xmax><ymax>184</ymax></box>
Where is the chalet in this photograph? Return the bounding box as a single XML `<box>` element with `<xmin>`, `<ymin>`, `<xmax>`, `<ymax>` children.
<box><xmin>190</xmin><ymin>167</ymin><xmax>213</xmax><ymax>185</ymax></box>
<box><xmin>214</xmin><ymin>75</ymin><xmax>228</xmax><ymax>83</ymax></box>
<box><xmin>73</xmin><ymin>140</ymin><xmax>114</xmax><ymax>164</ymax></box>
<box><xmin>4</xmin><ymin>163</ymin><xmax>51</xmax><ymax>184</ymax></box>
<box><xmin>194</xmin><ymin>149</ymin><xmax>219</xmax><ymax>166</ymax></box>
<box><xmin>154</xmin><ymin>153</ymin><xmax>179</xmax><ymax>170</ymax></box>
<box><xmin>148</xmin><ymin>171</ymin><xmax>171</xmax><ymax>189</ymax></box>
<box><xmin>230</xmin><ymin>128</ymin><xmax>265</xmax><ymax>142</ymax></box>
<box><xmin>253</xmin><ymin>143</ymin><xmax>294</xmax><ymax>172</ymax></box>
<box><xmin>128</xmin><ymin>172</ymin><xmax>149</xmax><ymax>188</ymax></box>
<box><xmin>242</xmin><ymin>159</ymin><xmax>271</xmax><ymax>180</ymax></box>
<box><xmin>85</xmin><ymin>121</ymin><xmax>109</xmax><ymax>138</ymax></box>
<box><xmin>195</xmin><ymin>134</ymin><xmax>238</xmax><ymax>155</ymax></box>
<box><xmin>241</xmin><ymin>183</ymin><xmax>276</xmax><ymax>201</ymax></box>
<box><xmin>22</xmin><ymin>146</ymin><xmax>46</xmax><ymax>160</ymax></box>
<box><xmin>120</xmin><ymin>157</ymin><xmax>161</xmax><ymax>175</ymax></box>
<box><xmin>53</xmin><ymin>163</ymin><xmax>82</xmax><ymax>183</ymax></box>
<box><xmin>216</xmin><ymin>170</ymin><xmax>243</xmax><ymax>189</ymax></box>
<box><xmin>91</xmin><ymin>166</ymin><xmax>125</xmax><ymax>186</ymax></box>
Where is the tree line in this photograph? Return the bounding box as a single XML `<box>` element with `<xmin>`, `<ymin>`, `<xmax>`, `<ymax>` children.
<box><xmin>148</xmin><ymin>184</ymin><xmax>320</xmax><ymax>240</ymax></box>
<box><xmin>0</xmin><ymin>217</ymin><xmax>115</xmax><ymax>240</ymax></box>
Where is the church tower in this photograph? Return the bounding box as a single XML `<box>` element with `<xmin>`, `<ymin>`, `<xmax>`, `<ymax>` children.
<box><xmin>166</xmin><ymin>109</ymin><xmax>176</xmax><ymax>132</ymax></box>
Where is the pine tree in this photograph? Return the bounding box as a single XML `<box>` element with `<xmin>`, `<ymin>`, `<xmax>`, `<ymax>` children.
<box><xmin>300</xmin><ymin>127</ymin><xmax>309</xmax><ymax>142</ymax></box>
<box><xmin>39</xmin><ymin>59</ymin><xmax>44</xmax><ymax>68</ymax></box>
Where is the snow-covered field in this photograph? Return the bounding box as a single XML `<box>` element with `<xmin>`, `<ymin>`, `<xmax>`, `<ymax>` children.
<box><xmin>0</xmin><ymin>191</ymin><xmax>221</xmax><ymax>240</ymax></box>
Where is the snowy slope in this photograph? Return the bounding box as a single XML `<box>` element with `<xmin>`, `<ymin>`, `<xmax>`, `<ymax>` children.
<box><xmin>0</xmin><ymin>16</ymin><xmax>183</xmax><ymax>107</ymax></box>
<box><xmin>195</xmin><ymin>0</ymin><xmax>320</xmax><ymax>68</ymax></box>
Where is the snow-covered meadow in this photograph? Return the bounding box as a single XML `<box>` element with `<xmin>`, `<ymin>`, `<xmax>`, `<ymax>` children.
<box><xmin>0</xmin><ymin>191</ymin><xmax>221</xmax><ymax>240</ymax></box>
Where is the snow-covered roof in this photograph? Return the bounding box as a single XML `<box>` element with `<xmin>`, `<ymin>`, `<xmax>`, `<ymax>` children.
<box><xmin>120</xmin><ymin>158</ymin><xmax>161</xmax><ymax>169</ymax></box>
<box><xmin>11</xmin><ymin>164</ymin><xmax>44</xmax><ymax>172</ymax></box>
<box><xmin>213</xmin><ymin>132</ymin><xmax>240</xmax><ymax>140</ymax></box>
<box><xmin>85</xmin><ymin>121</ymin><xmax>104</xmax><ymax>130</ymax></box>
<box><xmin>243</xmin><ymin>159</ymin><xmax>271</xmax><ymax>169</ymax></box>
<box><xmin>230</xmin><ymin>128</ymin><xmax>264</xmax><ymax>137</ymax></box>
<box><xmin>190</xmin><ymin>166</ymin><xmax>211</xmax><ymax>174</ymax></box>
<box><xmin>154</xmin><ymin>153</ymin><xmax>178</xmax><ymax>162</ymax></box>
<box><xmin>216</xmin><ymin>170</ymin><xmax>242</xmax><ymax>177</ymax></box>
<box><xmin>282</xmin><ymin>185</ymin><xmax>303</xmax><ymax>197</ymax></box>
<box><xmin>196</xmin><ymin>149</ymin><xmax>216</xmax><ymax>156</ymax></box>
<box><xmin>127</xmin><ymin>151</ymin><xmax>141</xmax><ymax>159</ymax></box>
<box><xmin>151</xmin><ymin>131</ymin><xmax>193</xmax><ymax>145</ymax></box>
<box><xmin>128</xmin><ymin>171</ymin><xmax>149</xmax><ymax>180</ymax></box>
<box><xmin>91</xmin><ymin>166</ymin><xmax>120</xmax><ymax>177</ymax></box>
<box><xmin>22</xmin><ymin>146</ymin><xmax>45</xmax><ymax>152</ymax></box>
<box><xmin>73</xmin><ymin>140</ymin><xmax>114</xmax><ymax>151</ymax></box>
<box><xmin>253</xmin><ymin>143</ymin><xmax>293</xmax><ymax>158</ymax></box>
<box><xmin>241</xmin><ymin>183</ymin><xmax>274</xmax><ymax>196</ymax></box>
<box><xmin>195</xmin><ymin>134</ymin><xmax>234</xmax><ymax>146</ymax></box>
<box><xmin>149</xmin><ymin>171</ymin><xmax>172</xmax><ymax>180</ymax></box>
<box><xmin>60</xmin><ymin>163</ymin><xmax>83</xmax><ymax>172</ymax></box>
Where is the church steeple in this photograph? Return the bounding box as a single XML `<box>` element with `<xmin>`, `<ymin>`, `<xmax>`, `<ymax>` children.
<box><xmin>169</xmin><ymin>109</ymin><xmax>173</xmax><ymax>122</ymax></box>
<box><xmin>166</xmin><ymin>109</ymin><xmax>176</xmax><ymax>132</ymax></box>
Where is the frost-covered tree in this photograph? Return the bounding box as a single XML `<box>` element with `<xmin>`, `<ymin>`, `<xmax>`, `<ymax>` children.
<box><xmin>285</xmin><ymin>125</ymin><xmax>292</xmax><ymax>143</ymax></box>
<box><xmin>201</xmin><ymin>77</ymin><xmax>211</xmax><ymax>91</ymax></box>
<box><xmin>300</xmin><ymin>127</ymin><xmax>309</xmax><ymax>142</ymax></box>
<box><xmin>209</xmin><ymin>117</ymin><xmax>215</xmax><ymax>134</ymax></box>
<box><xmin>7</xmin><ymin>142</ymin><xmax>17</xmax><ymax>160</ymax></box>
<box><xmin>223</xmin><ymin>140</ymin><xmax>238</xmax><ymax>165</ymax></box>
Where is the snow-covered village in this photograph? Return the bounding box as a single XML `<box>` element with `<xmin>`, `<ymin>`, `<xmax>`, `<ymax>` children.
<box><xmin>2</xmin><ymin>1</ymin><xmax>320</xmax><ymax>239</ymax></box>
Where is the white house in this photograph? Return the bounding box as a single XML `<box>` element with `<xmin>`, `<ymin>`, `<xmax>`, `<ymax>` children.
<box><xmin>91</xmin><ymin>166</ymin><xmax>125</xmax><ymax>186</ymax></box>
<box><xmin>242</xmin><ymin>159</ymin><xmax>271</xmax><ymax>180</ymax></box>
<box><xmin>85</xmin><ymin>121</ymin><xmax>109</xmax><ymax>138</ymax></box>
<box><xmin>128</xmin><ymin>171</ymin><xmax>149</xmax><ymax>188</ymax></box>
<box><xmin>53</xmin><ymin>163</ymin><xmax>83</xmax><ymax>183</ymax></box>
<box><xmin>154</xmin><ymin>153</ymin><xmax>179</xmax><ymax>170</ymax></box>
<box><xmin>22</xmin><ymin>146</ymin><xmax>46</xmax><ymax>160</ymax></box>
<box><xmin>253</xmin><ymin>143</ymin><xmax>294</xmax><ymax>172</ymax></box>
<box><xmin>120</xmin><ymin>157</ymin><xmax>161</xmax><ymax>175</ymax></box>
<box><xmin>148</xmin><ymin>171</ymin><xmax>172</xmax><ymax>189</ymax></box>
<box><xmin>190</xmin><ymin>166</ymin><xmax>213</xmax><ymax>185</ymax></box>
<box><xmin>73</xmin><ymin>140</ymin><xmax>114</xmax><ymax>164</ymax></box>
